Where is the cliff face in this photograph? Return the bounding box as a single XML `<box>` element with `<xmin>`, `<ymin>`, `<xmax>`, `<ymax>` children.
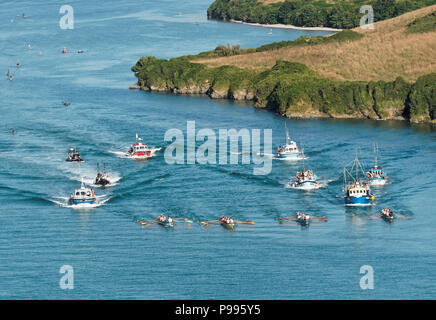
<box><xmin>132</xmin><ymin>57</ymin><xmax>436</xmax><ymax>123</ymax></box>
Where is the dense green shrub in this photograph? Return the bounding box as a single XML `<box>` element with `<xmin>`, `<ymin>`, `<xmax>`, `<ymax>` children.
<box><xmin>132</xmin><ymin>55</ymin><xmax>436</xmax><ymax>122</ymax></box>
<box><xmin>406</xmin><ymin>11</ymin><xmax>436</xmax><ymax>33</ymax></box>
<box><xmin>207</xmin><ymin>0</ymin><xmax>436</xmax><ymax>29</ymax></box>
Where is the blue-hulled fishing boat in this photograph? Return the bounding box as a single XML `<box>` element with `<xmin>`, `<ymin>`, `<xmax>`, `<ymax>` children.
<box><xmin>343</xmin><ymin>156</ymin><xmax>375</xmax><ymax>206</ymax></box>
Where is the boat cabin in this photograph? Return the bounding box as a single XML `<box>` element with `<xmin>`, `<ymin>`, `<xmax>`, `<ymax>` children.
<box><xmin>74</xmin><ymin>188</ymin><xmax>93</xmax><ymax>198</ymax></box>
<box><xmin>280</xmin><ymin>141</ymin><xmax>299</xmax><ymax>153</ymax></box>
<box><xmin>133</xmin><ymin>143</ymin><xmax>148</xmax><ymax>152</ymax></box>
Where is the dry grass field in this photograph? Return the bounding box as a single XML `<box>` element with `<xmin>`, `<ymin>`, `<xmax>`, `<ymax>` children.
<box><xmin>195</xmin><ymin>5</ymin><xmax>436</xmax><ymax>82</ymax></box>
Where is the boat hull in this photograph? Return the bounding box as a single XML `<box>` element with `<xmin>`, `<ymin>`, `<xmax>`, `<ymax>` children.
<box><xmin>68</xmin><ymin>198</ymin><xmax>96</xmax><ymax>205</ymax></box>
<box><xmin>292</xmin><ymin>180</ymin><xmax>319</xmax><ymax>190</ymax></box>
<box><xmin>277</xmin><ymin>153</ymin><xmax>302</xmax><ymax>160</ymax></box>
<box><xmin>221</xmin><ymin>221</ymin><xmax>235</xmax><ymax>230</ymax></box>
<box><xmin>158</xmin><ymin>221</ymin><xmax>174</xmax><ymax>228</ymax></box>
<box><xmin>368</xmin><ymin>178</ymin><xmax>387</xmax><ymax>186</ymax></box>
<box><xmin>381</xmin><ymin>215</ymin><xmax>394</xmax><ymax>222</ymax></box>
<box><xmin>345</xmin><ymin>196</ymin><xmax>373</xmax><ymax>206</ymax></box>
<box><xmin>296</xmin><ymin>217</ymin><xmax>310</xmax><ymax>226</ymax></box>
<box><xmin>94</xmin><ymin>179</ymin><xmax>110</xmax><ymax>186</ymax></box>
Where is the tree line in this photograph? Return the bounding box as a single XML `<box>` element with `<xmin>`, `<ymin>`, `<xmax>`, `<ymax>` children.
<box><xmin>207</xmin><ymin>0</ymin><xmax>436</xmax><ymax>29</ymax></box>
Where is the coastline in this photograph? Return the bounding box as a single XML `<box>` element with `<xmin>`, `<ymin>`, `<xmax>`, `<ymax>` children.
<box><xmin>229</xmin><ymin>19</ymin><xmax>342</xmax><ymax>32</ymax></box>
<box><xmin>130</xmin><ymin>84</ymin><xmax>415</xmax><ymax>123</ymax></box>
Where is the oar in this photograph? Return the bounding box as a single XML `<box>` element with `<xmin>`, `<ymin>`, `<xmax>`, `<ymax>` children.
<box><xmin>235</xmin><ymin>220</ymin><xmax>255</xmax><ymax>225</ymax></box>
<box><xmin>139</xmin><ymin>220</ymin><xmax>157</xmax><ymax>227</ymax></box>
<box><xmin>200</xmin><ymin>220</ymin><xmax>220</xmax><ymax>226</ymax></box>
<box><xmin>277</xmin><ymin>216</ymin><xmax>297</xmax><ymax>221</ymax></box>
<box><xmin>173</xmin><ymin>218</ymin><xmax>193</xmax><ymax>223</ymax></box>
<box><xmin>311</xmin><ymin>217</ymin><xmax>328</xmax><ymax>222</ymax></box>
<box><xmin>277</xmin><ymin>221</ymin><xmax>299</xmax><ymax>226</ymax></box>
<box><xmin>394</xmin><ymin>213</ymin><xmax>412</xmax><ymax>220</ymax></box>
<box><xmin>368</xmin><ymin>213</ymin><xmax>381</xmax><ymax>220</ymax></box>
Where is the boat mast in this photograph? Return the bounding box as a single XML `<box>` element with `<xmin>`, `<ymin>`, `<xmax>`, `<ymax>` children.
<box><xmin>374</xmin><ymin>143</ymin><xmax>378</xmax><ymax>167</ymax></box>
<box><xmin>285</xmin><ymin>121</ymin><xmax>290</xmax><ymax>145</ymax></box>
<box><xmin>356</xmin><ymin>156</ymin><xmax>359</xmax><ymax>182</ymax></box>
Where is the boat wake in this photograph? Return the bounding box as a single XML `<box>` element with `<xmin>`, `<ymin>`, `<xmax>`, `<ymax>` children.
<box><xmin>259</xmin><ymin>151</ymin><xmax>308</xmax><ymax>161</ymax></box>
<box><xmin>317</xmin><ymin>179</ymin><xmax>333</xmax><ymax>188</ymax></box>
<box><xmin>108</xmin><ymin>150</ymin><xmax>130</xmax><ymax>158</ymax></box>
<box><xmin>273</xmin><ymin>155</ymin><xmax>308</xmax><ymax>161</ymax></box>
<box><xmin>284</xmin><ymin>179</ymin><xmax>332</xmax><ymax>190</ymax></box>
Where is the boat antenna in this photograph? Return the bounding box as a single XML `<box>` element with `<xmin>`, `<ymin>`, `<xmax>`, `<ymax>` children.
<box><xmin>355</xmin><ymin>152</ymin><xmax>359</xmax><ymax>182</ymax></box>
<box><xmin>285</xmin><ymin>121</ymin><xmax>290</xmax><ymax>145</ymax></box>
<box><xmin>374</xmin><ymin>143</ymin><xmax>378</xmax><ymax>167</ymax></box>
<box><xmin>301</xmin><ymin>145</ymin><xmax>306</xmax><ymax>172</ymax></box>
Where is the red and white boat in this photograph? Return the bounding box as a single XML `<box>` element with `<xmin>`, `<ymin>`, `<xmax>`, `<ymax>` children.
<box><xmin>126</xmin><ymin>134</ymin><xmax>160</xmax><ymax>160</ymax></box>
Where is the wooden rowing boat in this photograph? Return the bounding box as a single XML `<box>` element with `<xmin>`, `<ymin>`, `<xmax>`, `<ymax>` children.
<box><xmin>220</xmin><ymin>220</ymin><xmax>235</xmax><ymax>230</ymax></box>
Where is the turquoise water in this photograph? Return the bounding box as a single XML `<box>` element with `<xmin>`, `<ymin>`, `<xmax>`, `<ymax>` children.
<box><xmin>1</xmin><ymin>0</ymin><xmax>435</xmax><ymax>299</ymax></box>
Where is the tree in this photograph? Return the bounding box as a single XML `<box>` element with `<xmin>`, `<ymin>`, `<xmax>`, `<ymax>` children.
<box><xmin>373</xmin><ymin>0</ymin><xmax>396</xmax><ymax>21</ymax></box>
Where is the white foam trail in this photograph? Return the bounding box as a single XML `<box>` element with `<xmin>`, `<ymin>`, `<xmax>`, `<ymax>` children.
<box><xmin>274</xmin><ymin>156</ymin><xmax>308</xmax><ymax>161</ymax></box>
<box><xmin>317</xmin><ymin>179</ymin><xmax>333</xmax><ymax>188</ymax></box>
<box><xmin>255</xmin><ymin>153</ymin><xmax>274</xmax><ymax>158</ymax></box>
<box><xmin>284</xmin><ymin>178</ymin><xmax>331</xmax><ymax>190</ymax></box>
<box><xmin>109</xmin><ymin>150</ymin><xmax>130</xmax><ymax>158</ymax></box>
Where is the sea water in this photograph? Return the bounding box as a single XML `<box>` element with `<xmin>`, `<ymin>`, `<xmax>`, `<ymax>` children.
<box><xmin>0</xmin><ymin>0</ymin><xmax>435</xmax><ymax>299</ymax></box>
